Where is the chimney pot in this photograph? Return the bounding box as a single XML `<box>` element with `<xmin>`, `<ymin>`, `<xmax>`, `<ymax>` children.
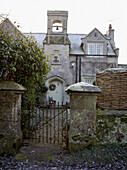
<box><xmin>109</xmin><ymin>24</ymin><xmax>112</xmax><ymax>29</ymax></box>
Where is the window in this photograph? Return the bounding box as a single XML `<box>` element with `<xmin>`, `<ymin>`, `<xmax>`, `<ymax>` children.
<box><xmin>88</xmin><ymin>43</ymin><xmax>95</xmax><ymax>54</ymax></box>
<box><xmin>49</xmin><ymin>84</ymin><xmax>56</xmax><ymax>91</ymax></box>
<box><xmin>52</xmin><ymin>20</ymin><xmax>63</xmax><ymax>33</ymax></box>
<box><xmin>88</xmin><ymin>43</ymin><xmax>103</xmax><ymax>55</ymax></box>
<box><xmin>96</xmin><ymin>44</ymin><xmax>103</xmax><ymax>54</ymax></box>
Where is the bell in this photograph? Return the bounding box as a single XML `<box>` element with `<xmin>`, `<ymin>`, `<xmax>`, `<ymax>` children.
<box><xmin>56</xmin><ymin>26</ymin><xmax>59</xmax><ymax>30</ymax></box>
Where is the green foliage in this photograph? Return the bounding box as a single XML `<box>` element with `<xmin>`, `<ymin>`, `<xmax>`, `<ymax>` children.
<box><xmin>35</xmin><ymin>82</ymin><xmax>48</xmax><ymax>104</ymax></box>
<box><xmin>15</xmin><ymin>153</ymin><xmax>27</xmax><ymax>160</ymax></box>
<box><xmin>36</xmin><ymin>82</ymin><xmax>48</xmax><ymax>95</ymax></box>
<box><xmin>0</xmin><ymin>17</ymin><xmax>50</xmax><ymax>105</ymax></box>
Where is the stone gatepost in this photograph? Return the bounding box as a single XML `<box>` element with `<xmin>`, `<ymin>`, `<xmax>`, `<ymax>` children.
<box><xmin>66</xmin><ymin>82</ymin><xmax>101</xmax><ymax>150</ymax></box>
<box><xmin>0</xmin><ymin>81</ymin><xmax>26</xmax><ymax>155</ymax></box>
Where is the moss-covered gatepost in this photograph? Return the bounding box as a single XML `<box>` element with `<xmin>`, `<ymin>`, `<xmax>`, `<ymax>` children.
<box><xmin>0</xmin><ymin>81</ymin><xmax>26</xmax><ymax>155</ymax></box>
<box><xmin>66</xmin><ymin>82</ymin><xmax>101</xmax><ymax>151</ymax></box>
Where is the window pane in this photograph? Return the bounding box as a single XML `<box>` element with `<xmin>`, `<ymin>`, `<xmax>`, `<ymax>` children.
<box><xmin>88</xmin><ymin>43</ymin><xmax>95</xmax><ymax>54</ymax></box>
<box><xmin>96</xmin><ymin>44</ymin><xmax>103</xmax><ymax>54</ymax></box>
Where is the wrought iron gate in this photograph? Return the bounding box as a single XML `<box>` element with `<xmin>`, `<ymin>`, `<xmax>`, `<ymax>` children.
<box><xmin>22</xmin><ymin>102</ymin><xmax>70</xmax><ymax>149</ymax></box>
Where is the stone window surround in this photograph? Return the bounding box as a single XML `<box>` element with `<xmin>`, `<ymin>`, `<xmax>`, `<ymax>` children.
<box><xmin>88</xmin><ymin>42</ymin><xmax>103</xmax><ymax>55</ymax></box>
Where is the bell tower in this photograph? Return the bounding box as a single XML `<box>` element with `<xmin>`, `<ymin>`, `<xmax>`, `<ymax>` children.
<box><xmin>44</xmin><ymin>11</ymin><xmax>72</xmax><ymax>104</ymax></box>
<box><xmin>44</xmin><ymin>10</ymin><xmax>70</xmax><ymax>45</ymax></box>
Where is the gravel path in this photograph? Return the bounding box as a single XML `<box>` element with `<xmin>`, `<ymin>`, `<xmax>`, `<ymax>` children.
<box><xmin>0</xmin><ymin>144</ymin><xmax>127</xmax><ymax>169</ymax></box>
<box><xmin>0</xmin><ymin>155</ymin><xmax>127</xmax><ymax>169</ymax></box>
<box><xmin>0</xmin><ymin>155</ymin><xmax>127</xmax><ymax>170</ymax></box>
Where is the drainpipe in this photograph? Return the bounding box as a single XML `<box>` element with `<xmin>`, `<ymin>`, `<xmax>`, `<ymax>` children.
<box><xmin>75</xmin><ymin>56</ymin><xmax>78</xmax><ymax>83</ymax></box>
<box><xmin>79</xmin><ymin>57</ymin><xmax>81</xmax><ymax>82</ymax></box>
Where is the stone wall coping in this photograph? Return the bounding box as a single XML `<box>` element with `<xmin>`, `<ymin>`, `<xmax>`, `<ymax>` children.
<box><xmin>97</xmin><ymin>110</ymin><xmax>127</xmax><ymax>116</ymax></box>
<box><xmin>66</xmin><ymin>82</ymin><xmax>101</xmax><ymax>93</ymax></box>
<box><xmin>0</xmin><ymin>81</ymin><xmax>26</xmax><ymax>92</ymax></box>
<box><xmin>97</xmin><ymin>68</ymin><xmax>127</xmax><ymax>74</ymax></box>
<box><xmin>47</xmin><ymin>10</ymin><xmax>68</xmax><ymax>16</ymax></box>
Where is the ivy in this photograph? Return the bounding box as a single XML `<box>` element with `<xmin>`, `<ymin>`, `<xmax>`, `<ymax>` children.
<box><xmin>0</xmin><ymin>16</ymin><xmax>50</xmax><ymax>105</ymax></box>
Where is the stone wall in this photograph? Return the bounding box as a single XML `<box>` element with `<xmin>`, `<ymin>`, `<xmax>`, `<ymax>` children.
<box><xmin>96</xmin><ymin>110</ymin><xmax>127</xmax><ymax>144</ymax></box>
<box><xmin>44</xmin><ymin>44</ymin><xmax>72</xmax><ymax>85</ymax></box>
<box><xmin>0</xmin><ymin>81</ymin><xmax>26</xmax><ymax>155</ymax></box>
<box><xmin>44</xmin><ymin>44</ymin><xmax>72</xmax><ymax>104</ymax></box>
<box><xmin>96</xmin><ymin>68</ymin><xmax>127</xmax><ymax>110</ymax></box>
<box><xmin>66</xmin><ymin>82</ymin><xmax>101</xmax><ymax>150</ymax></box>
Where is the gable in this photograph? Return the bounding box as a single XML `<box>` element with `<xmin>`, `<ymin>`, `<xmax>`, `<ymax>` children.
<box><xmin>81</xmin><ymin>28</ymin><xmax>111</xmax><ymax>55</ymax></box>
<box><xmin>0</xmin><ymin>18</ymin><xmax>24</xmax><ymax>38</ymax></box>
<box><xmin>82</xmin><ymin>28</ymin><xmax>108</xmax><ymax>42</ymax></box>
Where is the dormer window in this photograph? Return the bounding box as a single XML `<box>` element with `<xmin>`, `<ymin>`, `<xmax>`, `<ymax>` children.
<box><xmin>52</xmin><ymin>20</ymin><xmax>63</xmax><ymax>33</ymax></box>
<box><xmin>88</xmin><ymin>43</ymin><xmax>103</xmax><ymax>55</ymax></box>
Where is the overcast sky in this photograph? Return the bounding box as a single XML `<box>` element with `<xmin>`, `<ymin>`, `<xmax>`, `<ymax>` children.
<box><xmin>1</xmin><ymin>0</ymin><xmax>127</xmax><ymax>64</ymax></box>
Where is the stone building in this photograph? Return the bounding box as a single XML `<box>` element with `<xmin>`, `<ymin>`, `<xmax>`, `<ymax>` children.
<box><xmin>1</xmin><ymin>11</ymin><xmax>120</xmax><ymax>104</ymax></box>
<box><xmin>25</xmin><ymin>10</ymin><xmax>119</xmax><ymax>104</ymax></box>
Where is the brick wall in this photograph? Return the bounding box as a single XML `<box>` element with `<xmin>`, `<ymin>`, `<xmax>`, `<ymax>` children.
<box><xmin>96</xmin><ymin>68</ymin><xmax>127</xmax><ymax>110</ymax></box>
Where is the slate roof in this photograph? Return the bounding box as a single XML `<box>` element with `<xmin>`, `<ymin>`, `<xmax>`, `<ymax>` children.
<box><xmin>24</xmin><ymin>33</ymin><xmax>46</xmax><ymax>48</ymax></box>
<box><xmin>107</xmin><ymin>42</ymin><xmax>116</xmax><ymax>56</ymax></box>
<box><xmin>68</xmin><ymin>34</ymin><xmax>86</xmax><ymax>55</ymax></box>
<box><xmin>23</xmin><ymin>32</ymin><xmax>117</xmax><ymax>56</ymax></box>
<box><xmin>1</xmin><ymin>18</ymin><xmax>117</xmax><ymax>56</ymax></box>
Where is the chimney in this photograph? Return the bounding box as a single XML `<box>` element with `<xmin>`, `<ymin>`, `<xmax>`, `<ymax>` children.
<box><xmin>108</xmin><ymin>24</ymin><xmax>114</xmax><ymax>42</ymax></box>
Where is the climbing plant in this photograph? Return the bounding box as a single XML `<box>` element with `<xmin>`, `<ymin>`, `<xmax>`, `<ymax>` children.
<box><xmin>0</xmin><ymin>16</ymin><xmax>50</xmax><ymax>105</ymax></box>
